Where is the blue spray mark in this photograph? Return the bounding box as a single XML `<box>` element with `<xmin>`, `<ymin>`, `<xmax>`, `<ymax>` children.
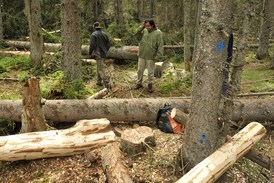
<box><xmin>200</xmin><ymin>133</ymin><xmax>208</xmax><ymax>144</ymax></box>
<box><xmin>216</xmin><ymin>40</ymin><xmax>225</xmax><ymax>52</ymax></box>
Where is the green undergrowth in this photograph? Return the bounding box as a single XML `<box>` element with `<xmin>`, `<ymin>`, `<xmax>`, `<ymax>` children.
<box><xmin>241</xmin><ymin>54</ymin><xmax>274</xmax><ymax>93</ymax></box>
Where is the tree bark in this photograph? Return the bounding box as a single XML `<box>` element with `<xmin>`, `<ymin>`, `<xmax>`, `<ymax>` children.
<box><xmin>184</xmin><ymin>0</ymin><xmax>192</xmax><ymax>72</ymax></box>
<box><xmin>177</xmin><ymin>122</ymin><xmax>266</xmax><ymax>183</ymax></box>
<box><xmin>0</xmin><ymin>119</ymin><xmax>115</xmax><ymax>161</ymax></box>
<box><xmin>183</xmin><ymin>0</ymin><xmax>232</xmax><ymax>168</ymax></box>
<box><xmin>0</xmin><ymin>98</ymin><xmax>273</xmax><ymax>123</ymax></box>
<box><xmin>61</xmin><ymin>0</ymin><xmax>82</xmax><ymax>82</ymax></box>
<box><xmin>0</xmin><ymin>0</ymin><xmax>3</xmax><ymax>47</ymax></box>
<box><xmin>256</xmin><ymin>0</ymin><xmax>274</xmax><ymax>60</ymax></box>
<box><xmin>101</xmin><ymin>143</ymin><xmax>134</xmax><ymax>183</ymax></box>
<box><xmin>21</xmin><ymin>77</ymin><xmax>47</xmax><ymax>133</ymax></box>
<box><xmin>24</xmin><ymin>0</ymin><xmax>44</xmax><ymax>68</ymax></box>
<box><xmin>114</xmin><ymin>0</ymin><xmax>124</xmax><ymax>25</ymax></box>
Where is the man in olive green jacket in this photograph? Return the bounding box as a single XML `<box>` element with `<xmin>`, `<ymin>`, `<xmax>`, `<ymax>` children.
<box><xmin>134</xmin><ymin>18</ymin><xmax>164</xmax><ymax>93</ymax></box>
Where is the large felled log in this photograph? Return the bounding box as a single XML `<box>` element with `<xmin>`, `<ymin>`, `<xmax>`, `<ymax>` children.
<box><xmin>0</xmin><ymin>119</ymin><xmax>115</xmax><ymax>161</ymax></box>
<box><xmin>176</xmin><ymin>122</ymin><xmax>266</xmax><ymax>183</ymax></box>
<box><xmin>0</xmin><ymin>98</ymin><xmax>273</xmax><ymax>123</ymax></box>
<box><xmin>4</xmin><ymin>40</ymin><xmax>138</xmax><ymax>60</ymax></box>
<box><xmin>101</xmin><ymin>143</ymin><xmax>134</xmax><ymax>183</ymax></box>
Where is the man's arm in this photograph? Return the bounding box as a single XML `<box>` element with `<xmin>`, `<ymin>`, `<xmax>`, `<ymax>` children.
<box><xmin>135</xmin><ymin>23</ymin><xmax>145</xmax><ymax>41</ymax></box>
<box><xmin>89</xmin><ymin>34</ymin><xmax>96</xmax><ymax>56</ymax></box>
<box><xmin>155</xmin><ymin>30</ymin><xmax>164</xmax><ymax>61</ymax></box>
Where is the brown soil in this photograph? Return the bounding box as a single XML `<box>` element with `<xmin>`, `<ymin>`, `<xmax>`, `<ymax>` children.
<box><xmin>0</xmin><ymin>62</ymin><xmax>273</xmax><ymax>183</ymax></box>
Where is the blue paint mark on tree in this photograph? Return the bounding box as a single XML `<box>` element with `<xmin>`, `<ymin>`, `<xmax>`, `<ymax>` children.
<box><xmin>216</xmin><ymin>40</ymin><xmax>225</xmax><ymax>52</ymax></box>
<box><xmin>200</xmin><ymin>133</ymin><xmax>208</xmax><ymax>144</ymax></box>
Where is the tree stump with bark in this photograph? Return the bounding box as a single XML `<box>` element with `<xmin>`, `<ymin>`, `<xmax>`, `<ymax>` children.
<box><xmin>154</xmin><ymin>62</ymin><xmax>164</xmax><ymax>78</ymax></box>
<box><xmin>21</xmin><ymin>77</ymin><xmax>47</xmax><ymax>133</ymax></box>
<box><xmin>120</xmin><ymin>126</ymin><xmax>155</xmax><ymax>156</ymax></box>
<box><xmin>101</xmin><ymin>142</ymin><xmax>134</xmax><ymax>183</ymax></box>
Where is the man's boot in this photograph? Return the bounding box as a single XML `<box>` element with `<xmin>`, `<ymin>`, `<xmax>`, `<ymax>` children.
<box><xmin>148</xmin><ymin>83</ymin><xmax>153</xmax><ymax>93</ymax></box>
<box><xmin>134</xmin><ymin>83</ymin><xmax>143</xmax><ymax>90</ymax></box>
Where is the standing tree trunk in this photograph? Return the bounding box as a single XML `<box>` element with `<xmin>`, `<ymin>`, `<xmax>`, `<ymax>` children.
<box><xmin>136</xmin><ymin>0</ymin><xmax>141</xmax><ymax>22</ymax></box>
<box><xmin>182</xmin><ymin>0</ymin><xmax>232</xmax><ymax>169</ymax></box>
<box><xmin>61</xmin><ymin>0</ymin><xmax>82</xmax><ymax>82</ymax></box>
<box><xmin>115</xmin><ymin>0</ymin><xmax>124</xmax><ymax>25</ymax></box>
<box><xmin>221</xmin><ymin>0</ymin><xmax>249</xmax><ymax>134</ymax></box>
<box><xmin>256</xmin><ymin>0</ymin><xmax>274</xmax><ymax>60</ymax></box>
<box><xmin>149</xmin><ymin>0</ymin><xmax>154</xmax><ymax>18</ymax></box>
<box><xmin>21</xmin><ymin>77</ymin><xmax>47</xmax><ymax>133</ymax></box>
<box><xmin>184</xmin><ymin>0</ymin><xmax>192</xmax><ymax>72</ymax></box>
<box><xmin>0</xmin><ymin>0</ymin><xmax>3</xmax><ymax>47</ymax></box>
<box><xmin>24</xmin><ymin>0</ymin><xmax>44</xmax><ymax>69</ymax></box>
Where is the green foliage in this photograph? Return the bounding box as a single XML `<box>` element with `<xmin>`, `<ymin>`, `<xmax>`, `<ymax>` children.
<box><xmin>40</xmin><ymin>71</ymin><xmax>93</xmax><ymax>99</ymax></box>
<box><xmin>158</xmin><ymin>72</ymin><xmax>192</xmax><ymax>96</ymax></box>
<box><xmin>242</xmin><ymin>62</ymin><xmax>274</xmax><ymax>93</ymax></box>
<box><xmin>41</xmin><ymin>53</ymin><xmax>62</xmax><ymax>75</ymax></box>
<box><xmin>63</xmin><ymin>79</ymin><xmax>92</xmax><ymax>99</ymax></box>
<box><xmin>2</xmin><ymin>0</ymin><xmax>28</xmax><ymax>39</ymax></box>
<box><xmin>0</xmin><ymin>56</ymin><xmax>31</xmax><ymax>71</ymax></box>
<box><xmin>81</xmin><ymin>64</ymin><xmax>95</xmax><ymax>81</ymax></box>
<box><xmin>170</xmin><ymin>54</ymin><xmax>184</xmax><ymax>63</ymax></box>
<box><xmin>106</xmin><ymin>22</ymin><xmax>140</xmax><ymax>45</ymax></box>
<box><xmin>0</xmin><ymin>119</ymin><xmax>16</xmax><ymax>136</ymax></box>
<box><xmin>42</xmin><ymin>29</ymin><xmax>61</xmax><ymax>43</ymax></box>
<box><xmin>40</xmin><ymin>71</ymin><xmax>65</xmax><ymax>99</ymax></box>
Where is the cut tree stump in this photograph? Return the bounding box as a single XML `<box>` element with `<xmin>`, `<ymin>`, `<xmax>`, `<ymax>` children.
<box><xmin>120</xmin><ymin>126</ymin><xmax>155</xmax><ymax>156</ymax></box>
<box><xmin>0</xmin><ymin>118</ymin><xmax>115</xmax><ymax>161</ymax></box>
<box><xmin>154</xmin><ymin>62</ymin><xmax>164</xmax><ymax>78</ymax></box>
<box><xmin>176</xmin><ymin>122</ymin><xmax>266</xmax><ymax>183</ymax></box>
<box><xmin>21</xmin><ymin>77</ymin><xmax>47</xmax><ymax>133</ymax></box>
<box><xmin>101</xmin><ymin>142</ymin><xmax>134</xmax><ymax>183</ymax></box>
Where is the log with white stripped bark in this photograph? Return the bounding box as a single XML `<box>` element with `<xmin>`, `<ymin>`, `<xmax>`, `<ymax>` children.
<box><xmin>0</xmin><ymin>119</ymin><xmax>115</xmax><ymax>161</ymax></box>
<box><xmin>176</xmin><ymin>122</ymin><xmax>266</xmax><ymax>183</ymax></box>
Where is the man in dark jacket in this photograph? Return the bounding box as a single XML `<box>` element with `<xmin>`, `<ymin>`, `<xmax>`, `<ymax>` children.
<box><xmin>89</xmin><ymin>22</ymin><xmax>111</xmax><ymax>90</ymax></box>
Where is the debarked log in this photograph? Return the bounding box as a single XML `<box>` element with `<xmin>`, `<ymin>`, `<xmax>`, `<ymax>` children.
<box><xmin>0</xmin><ymin>119</ymin><xmax>116</xmax><ymax>161</ymax></box>
<box><xmin>0</xmin><ymin>98</ymin><xmax>273</xmax><ymax>123</ymax></box>
<box><xmin>176</xmin><ymin>122</ymin><xmax>266</xmax><ymax>183</ymax></box>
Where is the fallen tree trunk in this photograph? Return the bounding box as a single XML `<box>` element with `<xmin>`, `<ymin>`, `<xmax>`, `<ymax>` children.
<box><xmin>0</xmin><ymin>119</ymin><xmax>115</xmax><ymax>161</ymax></box>
<box><xmin>0</xmin><ymin>98</ymin><xmax>273</xmax><ymax>122</ymax></box>
<box><xmin>4</xmin><ymin>40</ymin><xmax>138</xmax><ymax>60</ymax></box>
<box><xmin>101</xmin><ymin>142</ymin><xmax>134</xmax><ymax>183</ymax></box>
<box><xmin>176</xmin><ymin>122</ymin><xmax>266</xmax><ymax>183</ymax></box>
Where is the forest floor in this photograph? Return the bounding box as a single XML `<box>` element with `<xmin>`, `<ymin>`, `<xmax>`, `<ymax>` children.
<box><xmin>0</xmin><ymin>58</ymin><xmax>273</xmax><ymax>183</ymax></box>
